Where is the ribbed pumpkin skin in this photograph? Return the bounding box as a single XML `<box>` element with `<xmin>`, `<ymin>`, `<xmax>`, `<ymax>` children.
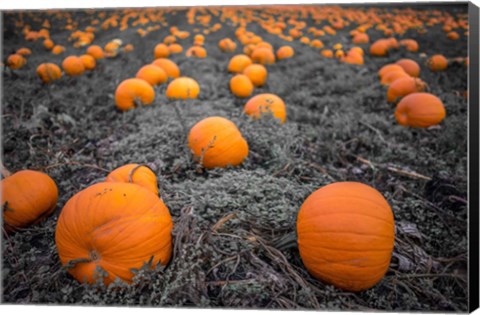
<box><xmin>105</xmin><ymin>164</ymin><xmax>158</xmax><ymax>195</ymax></box>
<box><xmin>387</xmin><ymin>77</ymin><xmax>426</xmax><ymax>103</ymax></box>
<box><xmin>2</xmin><ymin>170</ymin><xmax>58</xmax><ymax>231</ymax></box>
<box><xmin>55</xmin><ymin>182</ymin><xmax>172</xmax><ymax>285</ymax></box>
<box><xmin>394</xmin><ymin>93</ymin><xmax>446</xmax><ymax>128</ymax></box>
<box><xmin>297</xmin><ymin>182</ymin><xmax>395</xmax><ymax>292</ymax></box>
<box><xmin>188</xmin><ymin>116</ymin><xmax>249</xmax><ymax>169</ymax></box>
<box><xmin>166</xmin><ymin>77</ymin><xmax>200</xmax><ymax>99</ymax></box>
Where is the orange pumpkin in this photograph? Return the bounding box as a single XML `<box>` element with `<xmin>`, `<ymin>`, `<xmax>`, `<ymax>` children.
<box><xmin>185</xmin><ymin>46</ymin><xmax>207</xmax><ymax>58</ymax></box>
<box><xmin>166</xmin><ymin>77</ymin><xmax>200</xmax><ymax>99</ymax></box>
<box><xmin>105</xmin><ymin>164</ymin><xmax>158</xmax><ymax>195</ymax></box>
<box><xmin>387</xmin><ymin>77</ymin><xmax>427</xmax><ymax>103</ymax></box>
<box><xmin>43</xmin><ymin>38</ymin><xmax>54</xmax><ymax>50</ymax></box>
<box><xmin>321</xmin><ymin>49</ymin><xmax>334</xmax><ymax>58</ymax></box>
<box><xmin>228</xmin><ymin>54</ymin><xmax>253</xmax><ymax>73</ymax></box>
<box><xmin>16</xmin><ymin>48</ymin><xmax>32</xmax><ymax>56</ymax></box>
<box><xmin>399</xmin><ymin>39</ymin><xmax>419</xmax><ymax>52</ymax></box>
<box><xmin>154</xmin><ymin>43</ymin><xmax>170</xmax><ymax>59</ymax></box>
<box><xmin>62</xmin><ymin>56</ymin><xmax>85</xmax><ymax>77</ymax></box>
<box><xmin>168</xmin><ymin>43</ymin><xmax>183</xmax><ymax>54</ymax></box>
<box><xmin>297</xmin><ymin>182</ymin><xmax>395</xmax><ymax>292</ymax></box>
<box><xmin>114</xmin><ymin>78</ymin><xmax>155</xmax><ymax>111</ymax></box>
<box><xmin>395</xmin><ymin>59</ymin><xmax>420</xmax><ymax>77</ymax></box>
<box><xmin>380</xmin><ymin>70</ymin><xmax>410</xmax><ymax>86</ymax></box>
<box><xmin>251</xmin><ymin>47</ymin><xmax>275</xmax><ymax>65</ymax></box>
<box><xmin>378</xmin><ymin>64</ymin><xmax>405</xmax><ymax>78</ymax></box>
<box><xmin>188</xmin><ymin>116</ymin><xmax>249</xmax><ymax>169</ymax></box>
<box><xmin>395</xmin><ymin>93</ymin><xmax>446</xmax><ymax>127</ymax></box>
<box><xmin>36</xmin><ymin>63</ymin><xmax>62</xmax><ymax>83</ymax></box>
<box><xmin>6</xmin><ymin>54</ymin><xmax>26</xmax><ymax>70</ymax></box>
<box><xmin>243</xmin><ymin>64</ymin><xmax>268</xmax><ymax>87</ymax></box>
<box><xmin>86</xmin><ymin>45</ymin><xmax>104</xmax><ymax>59</ymax></box>
<box><xmin>218</xmin><ymin>38</ymin><xmax>237</xmax><ymax>52</ymax></box>
<box><xmin>230</xmin><ymin>74</ymin><xmax>254</xmax><ymax>98</ymax></box>
<box><xmin>276</xmin><ymin>46</ymin><xmax>295</xmax><ymax>60</ymax></box>
<box><xmin>52</xmin><ymin>45</ymin><xmax>65</xmax><ymax>55</ymax></box>
<box><xmin>136</xmin><ymin>65</ymin><xmax>168</xmax><ymax>86</ymax></box>
<box><xmin>370</xmin><ymin>40</ymin><xmax>389</xmax><ymax>56</ymax></box>
<box><xmin>55</xmin><ymin>182</ymin><xmax>172</xmax><ymax>285</ymax></box>
<box><xmin>352</xmin><ymin>33</ymin><xmax>369</xmax><ymax>44</ymax></box>
<box><xmin>243</xmin><ymin>93</ymin><xmax>286</xmax><ymax>123</ymax></box>
<box><xmin>447</xmin><ymin>31</ymin><xmax>459</xmax><ymax>40</ymax></box>
<box><xmin>427</xmin><ymin>54</ymin><xmax>448</xmax><ymax>72</ymax></box>
<box><xmin>2</xmin><ymin>170</ymin><xmax>58</xmax><ymax>232</ymax></box>
<box><xmin>79</xmin><ymin>54</ymin><xmax>96</xmax><ymax>70</ymax></box>
<box><xmin>152</xmin><ymin>58</ymin><xmax>180</xmax><ymax>78</ymax></box>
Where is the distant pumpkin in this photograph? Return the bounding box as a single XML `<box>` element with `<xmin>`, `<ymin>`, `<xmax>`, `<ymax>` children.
<box><xmin>427</xmin><ymin>54</ymin><xmax>448</xmax><ymax>72</ymax></box>
<box><xmin>152</xmin><ymin>58</ymin><xmax>180</xmax><ymax>78</ymax></box>
<box><xmin>86</xmin><ymin>45</ymin><xmax>104</xmax><ymax>59</ymax></box>
<box><xmin>168</xmin><ymin>43</ymin><xmax>183</xmax><ymax>54</ymax></box>
<box><xmin>276</xmin><ymin>46</ymin><xmax>295</xmax><ymax>60</ymax></box>
<box><xmin>380</xmin><ymin>70</ymin><xmax>410</xmax><ymax>86</ymax></box>
<box><xmin>395</xmin><ymin>59</ymin><xmax>420</xmax><ymax>77</ymax></box>
<box><xmin>228</xmin><ymin>54</ymin><xmax>253</xmax><ymax>73</ymax></box>
<box><xmin>36</xmin><ymin>63</ymin><xmax>62</xmax><ymax>83</ymax></box>
<box><xmin>79</xmin><ymin>54</ymin><xmax>96</xmax><ymax>70</ymax></box>
<box><xmin>114</xmin><ymin>78</ymin><xmax>155</xmax><ymax>111</ymax></box>
<box><xmin>2</xmin><ymin>170</ymin><xmax>58</xmax><ymax>232</ymax></box>
<box><xmin>166</xmin><ymin>77</ymin><xmax>200</xmax><ymax>99</ymax></box>
<box><xmin>387</xmin><ymin>77</ymin><xmax>427</xmax><ymax>103</ymax></box>
<box><xmin>6</xmin><ymin>54</ymin><xmax>26</xmax><ymax>70</ymax></box>
<box><xmin>51</xmin><ymin>45</ymin><xmax>65</xmax><ymax>55</ymax></box>
<box><xmin>16</xmin><ymin>47</ymin><xmax>32</xmax><ymax>56</ymax></box>
<box><xmin>43</xmin><ymin>38</ymin><xmax>54</xmax><ymax>50</ymax></box>
<box><xmin>243</xmin><ymin>64</ymin><xmax>268</xmax><ymax>87</ymax></box>
<box><xmin>230</xmin><ymin>74</ymin><xmax>254</xmax><ymax>98</ymax></box>
<box><xmin>154</xmin><ymin>43</ymin><xmax>170</xmax><ymax>59</ymax></box>
<box><xmin>188</xmin><ymin>116</ymin><xmax>249</xmax><ymax>169</ymax></box>
<box><xmin>62</xmin><ymin>56</ymin><xmax>85</xmax><ymax>76</ymax></box>
<box><xmin>243</xmin><ymin>93</ymin><xmax>286</xmax><ymax>123</ymax></box>
<box><xmin>186</xmin><ymin>46</ymin><xmax>207</xmax><ymax>58</ymax></box>
<box><xmin>395</xmin><ymin>93</ymin><xmax>446</xmax><ymax>127</ymax></box>
<box><xmin>136</xmin><ymin>64</ymin><xmax>168</xmax><ymax>86</ymax></box>
<box><xmin>251</xmin><ymin>47</ymin><xmax>276</xmax><ymax>65</ymax></box>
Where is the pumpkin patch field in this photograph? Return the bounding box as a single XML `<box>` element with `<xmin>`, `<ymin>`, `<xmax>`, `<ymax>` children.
<box><xmin>1</xmin><ymin>3</ymin><xmax>470</xmax><ymax>311</ymax></box>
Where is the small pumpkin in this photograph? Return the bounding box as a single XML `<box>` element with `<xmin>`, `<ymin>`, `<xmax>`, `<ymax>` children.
<box><xmin>185</xmin><ymin>46</ymin><xmax>207</xmax><ymax>58</ymax></box>
<box><xmin>387</xmin><ymin>77</ymin><xmax>427</xmax><ymax>103</ymax></box>
<box><xmin>297</xmin><ymin>182</ymin><xmax>395</xmax><ymax>292</ymax></box>
<box><xmin>380</xmin><ymin>70</ymin><xmax>410</xmax><ymax>86</ymax></box>
<box><xmin>394</xmin><ymin>92</ymin><xmax>446</xmax><ymax>128</ymax></box>
<box><xmin>52</xmin><ymin>45</ymin><xmax>66</xmax><ymax>55</ymax></box>
<box><xmin>79</xmin><ymin>54</ymin><xmax>96</xmax><ymax>70</ymax></box>
<box><xmin>168</xmin><ymin>43</ymin><xmax>183</xmax><ymax>54</ymax></box>
<box><xmin>166</xmin><ymin>77</ymin><xmax>200</xmax><ymax>99</ymax></box>
<box><xmin>395</xmin><ymin>59</ymin><xmax>420</xmax><ymax>77</ymax></box>
<box><xmin>136</xmin><ymin>64</ymin><xmax>168</xmax><ymax>86</ymax></box>
<box><xmin>188</xmin><ymin>116</ymin><xmax>249</xmax><ymax>169</ymax></box>
<box><xmin>6</xmin><ymin>54</ymin><xmax>26</xmax><ymax>70</ymax></box>
<box><xmin>427</xmin><ymin>54</ymin><xmax>448</xmax><ymax>72</ymax></box>
<box><xmin>399</xmin><ymin>39</ymin><xmax>419</xmax><ymax>52</ymax></box>
<box><xmin>378</xmin><ymin>64</ymin><xmax>405</xmax><ymax>78</ymax></box>
<box><xmin>36</xmin><ymin>63</ymin><xmax>62</xmax><ymax>84</ymax></box>
<box><xmin>276</xmin><ymin>46</ymin><xmax>295</xmax><ymax>60</ymax></box>
<box><xmin>218</xmin><ymin>38</ymin><xmax>237</xmax><ymax>52</ymax></box>
<box><xmin>154</xmin><ymin>43</ymin><xmax>170</xmax><ymax>59</ymax></box>
<box><xmin>243</xmin><ymin>64</ymin><xmax>268</xmax><ymax>87</ymax></box>
<box><xmin>2</xmin><ymin>170</ymin><xmax>58</xmax><ymax>232</ymax></box>
<box><xmin>55</xmin><ymin>182</ymin><xmax>172</xmax><ymax>285</ymax></box>
<box><xmin>86</xmin><ymin>45</ymin><xmax>105</xmax><ymax>59</ymax></box>
<box><xmin>321</xmin><ymin>49</ymin><xmax>334</xmax><ymax>58</ymax></box>
<box><xmin>251</xmin><ymin>47</ymin><xmax>276</xmax><ymax>65</ymax></box>
<box><xmin>43</xmin><ymin>38</ymin><xmax>54</xmax><ymax>50</ymax></box>
<box><xmin>243</xmin><ymin>93</ymin><xmax>286</xmax><ymax>123</ymax></box>
<box><xmin>114</xmin><ymin>78</ymin><xmax>155</xmax><ymax>111</ymax></box>
<box><xmin>352</xmin><ymin>33</ymin><xmax>369</xmax><ymax>44</ymax></box>
<box><xmin>228</xmin><ymin>54</ymin><xmax>253</xmax><ymax>73</ymax></box>
<box><xmin>369</xmin><ymin>40</ymin><xmax>389</xmax><ymax>56</ymax></box>
<box><xmin>230</xmin><ymin>74</ymin><xmax>254</xmax><ymax>98</ymax></box>
<box><xmin>62</xmin><ymin>56</ymin><xmax>85</xmax><ymax>77</ymax></box>
<box><xmin>105</xmin><ymin>164</ymin><xmax>158</xmax><ymax>195</ymax></box>
<box><xmin>152</xmin><ymin>58</ymin><xmax>180</xmax><ymax>78</ymax></box>
<box><xmin>16</xmin><ymin>48</ymin><xmax>32</xmax><ymax>56</ymax></box>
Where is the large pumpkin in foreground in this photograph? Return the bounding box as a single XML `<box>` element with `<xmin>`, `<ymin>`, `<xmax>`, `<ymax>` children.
<box><xmin>2</xmin><ymin>170</ymin><xmax>58</xmax><ymax>232</ymax></box>
<box><xmin>105</xmin><ymin>164</ymin><xmax>158</xmax><ymax>195</ymax></box>
<box><xmin>188</xmin><ymin>116</ymin><xmax>249</xmax><ymax>169</ymax></box>
<box><xmin>297</xmin><ymin>182</ymin><xmax>395</xmax><ymax>292</ymax></box>
<box><xmin>55</xmin><ymin>182</ymin><xmax>173</xmax><ymax>285</ymax></box>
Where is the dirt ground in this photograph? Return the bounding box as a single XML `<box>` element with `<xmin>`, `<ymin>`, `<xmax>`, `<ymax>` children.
<box><xmin>1</xmin><ymin>4</ymin><xmax>469</xmax><ymax>311</ymax></box>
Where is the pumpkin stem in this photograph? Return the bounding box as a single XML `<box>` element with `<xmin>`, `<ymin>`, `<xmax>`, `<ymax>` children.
<box><xmin>272</xmin><ymin>231</ymin><xmax>298</xmax><ymax>251</ymax></box>
<box><xmin>127</xmin><ymin>164</ymin><xmax>155</xmax><ymax>183</ymax></box>
<box><xmin>0</xmin><ymin>161</ymin><xmax>12</xmax><ymax>178</ymax></box>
